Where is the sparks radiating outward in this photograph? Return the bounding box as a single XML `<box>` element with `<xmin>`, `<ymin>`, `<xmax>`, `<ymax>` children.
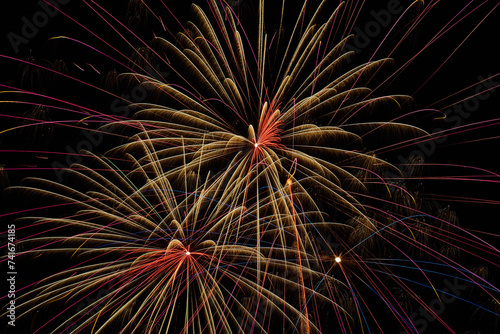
<box><xmin>9</xmin><ymin>143</ymin><xmax>341</xmax><ymax>333</ymax></box>
<box><xmin>113</xmin><ymin>1</ymin><xmax>425</xmax><ymax>225</ymax></box>
<box><xmin>106</xmin><ymin>3</ymin><xmax>430</xmax><ymax>330</ymax></box>
<box><xmin>0</xmin><ymin>0</ymin><xmax>500</xmax><ymax>333</ymax></box>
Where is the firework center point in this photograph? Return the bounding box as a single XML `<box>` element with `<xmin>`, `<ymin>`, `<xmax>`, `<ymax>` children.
<box><xmin>335</xmin><ymin>257</ymin><xmax>341</xmax><ymax>263</ymax></box>
<box><xmin>254</xmin><ymin>143</ymin><xmax>259</xmax><ymax>148</ymax></box>
<box><xmin>185</xmin><ymin>251</ymin><xmax>191</xmax><ymax>256</ymax></box>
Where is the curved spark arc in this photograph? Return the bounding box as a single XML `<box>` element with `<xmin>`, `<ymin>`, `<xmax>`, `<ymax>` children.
<box><xmin>6</xmin><ymin>141</ymin><xmax>343</xmax><ymax>333</ymax></box>
<box><xmin>1</xmin><ymin>1</ymin><xmax>500</xmax><ymax>333</ymax></box>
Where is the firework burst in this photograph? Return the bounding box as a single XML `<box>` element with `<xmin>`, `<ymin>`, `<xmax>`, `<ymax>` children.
<box><xmin>8</xmin><ymin>143</ymin><xmax>342</xmax><ymax>333</ymax></box>
<box><xmin>1</xmin><ymin>0</ymin><xmax>500</xmax><ymax>333</ymax></box>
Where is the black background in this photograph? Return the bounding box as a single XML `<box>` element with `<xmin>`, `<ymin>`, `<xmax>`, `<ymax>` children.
<box><xmin>1</xmin><ymin>1</ymin><xmax>499</xmax><ymax>333</ymax></box>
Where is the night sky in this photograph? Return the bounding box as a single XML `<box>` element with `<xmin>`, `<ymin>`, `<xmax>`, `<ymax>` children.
<box><xmin>1</xmin><ymin>1</ymin><xmax>499</xmax><ymax>333</ymax></box>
